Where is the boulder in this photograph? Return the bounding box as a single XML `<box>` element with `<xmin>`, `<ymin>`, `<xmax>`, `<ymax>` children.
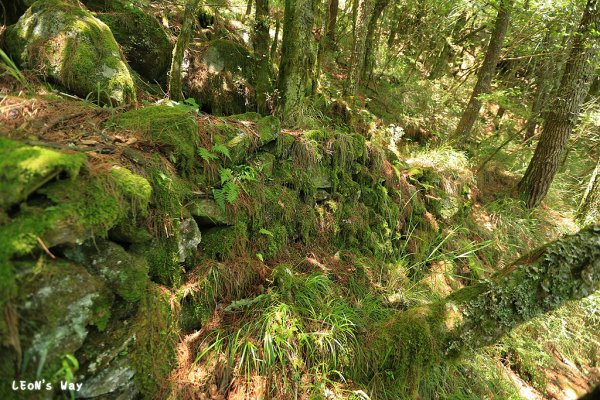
<box><xmin>187</xmin><ymin>39</ymin><xmax>255</xmax><ymax>115</ymax></box>
<box><xmin>5</xmin><ymin>0</ymin><xmax>136</xmax><ymax>105</ymax></box>
<box><xmin>177</xmin><ymin>218</ymin><xmax>202</xmax><ymax>263</ymax></box>
<box><xmin>64</xmin><ymin>240</ymin><xmax>149</xmax><ymax>303</ymax></box>
<box><xmin>189</xmin><ymin>198</ymin><xmax>231</xmax><ymax>226</ymax></box>
<box><xmin>0</xmin><ymin>137</ymin><xmax>86</xmax><ymax>209</ymax></box>
<box><xmin>115</xmin><ymin>106</ymin><xmax>199</xmax><ymax>175</ymax></box>
<box><xmin>83</xmin><ymin>0</ymin><xmax>172</xmax><ymax>82</ymax></box>
<box><xmin>18</xmin><ymin>260</ymin><xmax>113</xmax><ymax>379</ymax></box>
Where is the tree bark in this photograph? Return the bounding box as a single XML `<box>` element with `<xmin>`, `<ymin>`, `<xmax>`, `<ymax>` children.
<box><xmin>254</xmin><ymin>0</ymin><xmax>272</xmax><ymax>115</ymax></box>
<box><xmin>386</xmin><ymin>4</ymin><xmax>402</xmax><ymax>49</ymax></box>
<box><xmin>523</xmin><ymin>32</ymin><xmax>561</xmax><ymax>141</ymax></box>
<box><xmin>325</xmin><ymin>0</ymin><xmax>339</xmax><ymax>49</ymax></box>
<box><xmin>277</xmin><ymin>0</ymin><xmax>316</xmax><ymax>122</ymax></box>
<box><xmin>361</xmin><ymin>0</ymin><xmax>390</xmax><ymax>84</ymax></box>
<box><xmin>518</xmin><ymin>0</ymin><xmax>600</xmax><ymax>208</ymax></box>
<box><xmin>168</xmin><ymin>0</ymin><xmax>202</xmax><ymax>101</ymax></box>
<box><xmin>451</xmin><ymin>0</ymin><xmax>512</xmax><ymax>146</ymax></box>
<box><xmin>363</xmin><ymin>226</ymin><xmax>600</xmax><ymax>389</ymax></box>
<box><xmin>577</xmin><ymin>159</ymin><xmax>600</xmax><ymax>225</ymax></box>
<box><xmin>245</xmin><ymin>0</ymin><xmax>253</xmax><ymax>18</ymax></box>
<box><xmin>270</xmin><ymin>18</ymin><xmax>280</xmax><ymax>61</ymax></box>
<box><xmin>346</xmin><ymin>0</ymin><xmax>375</xmax><ymax>95</ymax></box>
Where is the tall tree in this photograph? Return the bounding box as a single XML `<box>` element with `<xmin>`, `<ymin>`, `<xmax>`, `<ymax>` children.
<box><xmin>451</xmin><ymin>0</ymin><xmax>512</xmax><ymax>146</ymax></box>
<box><xmin>346</xmin><ymin>0</ymin><xmax>375</xmax><ymax>95</ymax></box>
<box><xmin>169</xmin><ymin>0</ymin><xmax>202</xmax><ymax>101</ymax></box>
<box><xmin>325</xmin><ymin>0</ymin><xmax>339</xmax><ymax>49</ymax></box>
<box><xmin>518</xmin><ymin>0</ymin><xmax>600</xmax><ymax>208</ymax></box>
<box><xmin>277</xmin><ymin>0</ymin><xmax>316</xmax><ymax>121</ymax></box>
<box><xmin>254</xmin><ymin>0</ymin><xmax>272</xmax><ymax>115</ymax></box>
<box><xmin>577</xmin><ymin>158</ymin><xmax>600</xmax><ymax>225</ymax></box>
<box><xmin>361</xmin><ymin>0</ymin><xmax>390</xmax><ymax>84</ymax></box>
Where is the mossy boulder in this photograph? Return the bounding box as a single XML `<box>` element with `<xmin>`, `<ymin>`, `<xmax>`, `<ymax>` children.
<box><xmin>64</xmin><ymin>239</ymin><xmax>149</xmax><ymax>303</ymax></box>
<box><xmin>189</xmin><ymin>198</ymin><xmax>231</xmax><ymax>226</ymax></box>
<box><xmin>0</xmin><ymin>137</ymin><xmax>86</xmax><ymax>209</ymax></box>
<box><xmin>115</xmin><ymin>106</ymin><xmax>199</xmax><ymax>174</ymax></box>
<box><xmin>257</xmin><ymin>115</ymin><xmax>281</xmax><ymax>144</ymax></box>
<box><xmin>83</xmin><ymin>0</ymin><xmax>172</xmax><ymax>82</ymax></box>
<box><xmin>187</xmin><ymin>39</ymin><xmax>255</xmax><ymax>115</ymax></box>
<box><xmin>18</xmin><ymin>259</ymin><xmax>113</xmax><ymax>380</ymax></box>
<box><xmin>5</xmin><ymin>0</ymin><xmax>136</xmax><ymax>105</ymax></box>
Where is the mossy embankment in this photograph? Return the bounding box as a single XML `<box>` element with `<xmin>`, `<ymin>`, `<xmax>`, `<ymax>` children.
<box><xmin>1</xmin><ymin>97</ymin><xmax>597</xmax><ymax>400</ymax></box>
<box><xmin>0</xmin><ymin>98</ymin><xmax>458</xmax><ymax>399</ymax></box>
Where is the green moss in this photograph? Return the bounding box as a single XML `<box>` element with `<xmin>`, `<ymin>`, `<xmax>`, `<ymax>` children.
<box><xmin>257</xmin><ymin>115</ymin><xmax>281</xmax><ymax>145</ymax></box>
<box><xmin>201</xmin><ymin>223</ymin><xmax>248</xmax><ymax>260</ymax></box>
<box><xmin>64</xmin><ymin>240</ymin><xmax>149</xmax><ymax>303</ymax></box>
<box><xmin>131</xmin><ymin>239</ymin><xmax>182</xmax><ymax>288</ymax></box>
<box><xmin>6</xmin><ymin>0</ymin><xmax>136</xmax><ymax>105</ymax></box>
<box><xmin>84</xmin><ymin>0</ymin><xmax>172</xmax><ymax>82</ymax></box>
<box><xmin>116</xmin><ymin>106</ymin><xmax>199</xmax><ymax>175</ymax></box>
<box><xmin>367</xmin><ymin>306</ymin><xmax>441</xmax><ymax>395</ymax></box>
<box><xmin>304</xmin><ymin>129</ymin><xmax>330</xmax><ymax>142</ymax></box>
<box><xmin>0</xmin><ymin>162</ymin><xmax>151</xmax><ymax>267</ymax></box>
<box><xmin>17</xmin><ymin>259</ymin><xmax>113</xmax><ymax>381</ymax></box>
<box><xmin>147</xmin><ymin>157</ymin><xmax>193</xmax><ymax>226</ymax></box>
<box><xmin>205</xmin><ymin>39</ymin><xmax>255</xmax><ymax>81</ymax></box>
<box><xmin>228</xmin><ymin>112</ymin><xmax>262</xmax><ymax>122</ymax></box>
<box><xmin>131</xmin><ymin>283</ymin><xmax>178</xmax><ymax>398</ymax></box>
<box><xmin>0</xmin><ymin>137</ymin><xmax>86</xmax><ymax>208</ymax></box>
<box><xmin>111</xmin><ymin>166</ymin><xmax>152</xmax><ymax>216</ymax></box>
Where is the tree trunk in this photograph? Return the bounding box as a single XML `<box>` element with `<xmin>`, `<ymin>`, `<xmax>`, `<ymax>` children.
<box><xmin>270</xmin><ymin>18</ymin><xmax>280</xmax><ymax>61</ymax></box>
<box><xmin>346</xmin><ymin>0</ymin><xmax>375</xmax><ymax>95</ymax></box>
<box><xmin>523</xmin><ymin>33</ymin><xmax>560</xmax><ymax>141</ymax></box>
<box><xmin>361</xmin><ymin>0</ymin><xmax>390</xmax><ymax>84</ymax></box>
<box><xmin>577</xmin><ymin>159</ymin><xmax>600</xmax><ymax>225</ymax></box>
<box><xmin>312</xmin><ymin>0</ymin><xmax>326</xmax><ymax>96</ymax></box>
<box><xmin>245</xmin><ymin>0</ymin><xmax>253</xmax><ymax>17</ymax></box>
<box><xmin>451</xmin><ymin>0</ymin><xmax>512</xmax><ymax>146</ymax></box>
<box><xmin>428</xmin><ymin>13</ymin><xmax>467</xmax><ymax>80</ymax></box>
<box><xmin>254</xmin><ymin>0</ymin><xmax>272</xmax><ymax>115</ymax></box>
<box><xmin>518</xmin><ymin>0</ymin><xmax>600</xmax><ymax>208</ymax></box>
<box><xmin>363</xmin><ymin>226</ymin><xmax>600</xmax><ymax>390</ymax></box>
<box><xmin>277</xmin><ymin>0</ymin><xmax>316</xmax><ymax>122</ymax></box>
<box><xmin>386</xmin><ymin>4</ymin><xmax>402</xmax><ymax>49</ymax></box>
<box><xmin>168</xmin><ymin>0</ymin><xmax>202</xmax><ymax>101</ymax></box>
<box><xmin>325</xmin><ymin>0</ymin><xmax>339</xmax><ymax>49</ymax></box>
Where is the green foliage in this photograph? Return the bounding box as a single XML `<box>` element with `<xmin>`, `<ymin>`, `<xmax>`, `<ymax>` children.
<box><xmin>0</xmin><ymin>49</ymin><xmax>28</xmax><ymax>88</ymax></box>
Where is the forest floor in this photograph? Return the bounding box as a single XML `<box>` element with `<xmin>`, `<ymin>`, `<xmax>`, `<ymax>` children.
<box><xmin>1</xmin><ymin>84</ymin><xmax>598</xmax><ymax>399</ymax></box>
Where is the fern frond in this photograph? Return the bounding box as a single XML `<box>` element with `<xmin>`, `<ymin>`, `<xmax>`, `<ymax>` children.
<box><xmin>213</xmin><ymin>144</ymin><xmax>231</xmax><ymax>160</ymax></box>
<box><xmin>199</xmin><ymin>147</ymin><xmax>218</xmax><ymax>162</ymax></box>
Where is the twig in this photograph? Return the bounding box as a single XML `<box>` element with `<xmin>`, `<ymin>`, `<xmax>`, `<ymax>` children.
<box><xmin>36</xmin><ymin>236</ymin><xmax>56</xmax><ymax>259</ymax></box>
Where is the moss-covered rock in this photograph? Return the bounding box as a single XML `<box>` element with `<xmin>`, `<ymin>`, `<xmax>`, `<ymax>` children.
<box><xmin>0</xmin><ymin>137</ymin><xmax>86</xmax><ymax>209</ymax></box>
<box><xmin>5</xmin><ymin>0</ymin><xmax>136</xmax><ymax>105</ymax></box>
<box><xmin>64</xmin><ymin>239</ymin><xmax>149</xmax><ymax>303</ymax></box>
<box><xmin>200</xmin><ymin>224</ymin><xmax>247</xmax><ymax>260</ymax></box>
<box><xmin>83</xmin><ymin>0</ymin><xmax>172</xmax><ymax>82</ymax></box>
<box><xmin>115</xmin><ymin>106</ymin><xmax>199</xmax><ymax>174</ymax></box>
<box><xmin>177</xmin><ymin>218</ymin><xmax>202</xmax><ymax>263</ymax></box>
<box><xmin>189</xmin><ymin>198</ymin><xmax>231</xmax><ymax>226</ymax></box>
<box><xmin>187</xmin><ymin>39</ymin><xmax>255</xmax><ymax>115</ymax></box>
<box><xmin>18</xmin><ymin>259</ymin><xmax>113</xmax><ymax>380</ymax></box>
<box><xmin>111</xmin><ymin>165</ymin><xmax>153</xmax><ymax>216</ymax></box>
<box><xmin>130</xmin><ymin>283</ymin><xmax>179</xmax><ymax>398</ymax></box>
<box><xmin>257</xmin><ymin>115</ymin><xmax>281</xmax><ymax>144</ymax></box>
